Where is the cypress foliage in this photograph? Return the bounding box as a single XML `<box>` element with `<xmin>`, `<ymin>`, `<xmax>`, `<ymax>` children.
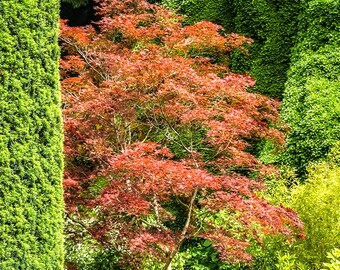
<box><xmin>281</xmin><ymin>0</ymin><xmax>340</xmax><ymax>175</ymax></box>
<box><xmin>0</xmin><ymin>1</ymin><xmax>64</xmax><ymax>269</ymax></box>
<box><xmin>162</xmin><ymin>0</ymin><xmax>233</xmax><ymax>30</ymax></box>
<box><xmin>232</xmin><ymin>0</ymin><xmax>301</xmax><ymax>99</ymax></box>
<box><xmin>162</xmin><ymin>0</ymin><xmax>301</xmax><ymax>99</ymax></box>
<box><xmin>290</xmin><ymin>143</ymin><xmax>340</xmax><ymax>267</ymax></box>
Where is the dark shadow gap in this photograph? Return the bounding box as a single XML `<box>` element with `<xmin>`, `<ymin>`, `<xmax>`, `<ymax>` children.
<box><xmin>60</xmin><ymin>0</ymin><xmax>97</xmax><ymax>27</ymax></box>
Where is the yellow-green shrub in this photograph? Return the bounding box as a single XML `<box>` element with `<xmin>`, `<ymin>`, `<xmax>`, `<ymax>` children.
<box><xmin>289</xmin><ymin>144</ymin><xmax>340</xmax><ymax>268</ymax></box>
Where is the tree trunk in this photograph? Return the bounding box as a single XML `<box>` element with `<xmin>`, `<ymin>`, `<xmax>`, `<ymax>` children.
<box><xmin>163</xmin><ymin>188</ymin><xmax>198</xmax><ymax>270</ymax></box>
<box><xmin>0</xmin><ymin>1</ymin><xmax>64</xmax><ymax>269</ymax></box>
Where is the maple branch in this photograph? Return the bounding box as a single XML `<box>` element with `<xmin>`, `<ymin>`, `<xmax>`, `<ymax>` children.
<box><xmin>60</xmin><ymin>37</ymin><xmax>107</xmax><ymax>81</ymax></box>
<box><xmin>125</xmin><ymin>121</ymin><xmax>132</xmax><ymax>146</ymax></box>
<box><xmin>141</xmin><ymin>125</ymin><xmax>154</xmax><ymax>143</ymax></box>
<box><xmin>98</xmin><ymin>114</ymin><xmax>116</xmax><ymax>128</ymax></box>
<box><xmin>64</xmin><ymin>89</ymin><xmax>80</xmax><ymax>102</ymax></box>
<box><xmin>175</xmin><ymin>196</ymin><xmax>189</xmax><ymax>208</ymax></box>
<box><xmin>65</xmin><ymin>212</ymin><xmax>91</xmax><ymax>232</ymax></box>
<box><xmin>153</xmin><ymin>194</ymin><xmax>164</xmax><ymax>230</ymax></box>
<box><xmin>65</xmin><ymin>212</ymin><xmax>123</xmax><ymax>252</ymax></box>
<box><xmin>161</xmin><ymin>116</ymin><xmax>192</xmax><ymax>153</ymax></box>
<box><xmin>163</xmin><ymin>187</ymin><xmax>198</xmax><ymax>270</ymax></box>
<box><xmin>193</xmin><ymin>211</ymin><xmax>210</xmax><ymax>237</ymax></box>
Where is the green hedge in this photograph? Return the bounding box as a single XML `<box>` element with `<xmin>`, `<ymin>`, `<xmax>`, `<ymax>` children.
<box><xmin>162</xmin><ymin>0</ymin><xmax>234</xmax><ymax>30</ymax></box>
<box><xmin>163</xmin><ymin>0</ymin><xmax>301</xmax><ymax>99</ymax></box>
<box><xmin>281</xmin><ymin>0</ymin><xmax>340</xmax><ymax>175</ymax></box>
<box><xmin>0</xmin><ymin>1</ymin><xmax>64</xmax><ymax>269</ymax></box>
<box><xmin>235</xmin><ymin>0</ymin><xmax>301</xmax><ymax>99</ymax></box>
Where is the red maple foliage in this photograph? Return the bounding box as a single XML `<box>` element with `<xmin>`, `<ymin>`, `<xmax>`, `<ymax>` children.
<box><xmin>60</xmin><ymin>0</ymin><xmax>302</xmax><ymax>268</ymax></box>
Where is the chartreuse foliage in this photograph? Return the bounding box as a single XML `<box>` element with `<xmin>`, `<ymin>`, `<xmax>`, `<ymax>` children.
<box><xmin>288</xmin><ymin>143</ymin><xmax>340</xmax><ymax>269</ymax></box>
<box><xmin>281</xmin><ymin>0</ymin><xmax>340</xmax><ymax>175</ymax></box>
<box><xmin>263</xmin><ymin>144</ymin><xmax>340</xmax><ymax>269</ymax></box>
<box><xmin>163</xmin><ymin>0</ymin><xmax>301</xmax><ymax>98</ymax></box>
<box><xmin>0</xmin><ymin>1</ymin><xmax>64</xmax><ymax>269</ymax></box>
<box><xmin>323</xmin><ymin>248</ymin><xmax>340</xmax><ymax>270</ymax></box>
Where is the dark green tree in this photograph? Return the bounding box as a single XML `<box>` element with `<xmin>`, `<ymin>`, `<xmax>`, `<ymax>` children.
<box><xmin>0</xmin><ymin>1</ymin><xmax>64</xmax><ymax>269</ymax></box>
<box><xmin>163</xmin><ymin>0</ymin><xmax>234</xmax><ymax>31</ymax></box>
<box><xmin>232</xmin><ymin>0</ymin><xmax>301</xmax><ymax>99</ymax></box>
<box><xmin>162</xmin><ymin>0</ymin><xmax>301</xmax><ymax>99</ymax></box>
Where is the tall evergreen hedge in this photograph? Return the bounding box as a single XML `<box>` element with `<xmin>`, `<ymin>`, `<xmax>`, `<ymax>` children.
<box><xmin>281</xmin><ymin>0</ymin><xmax>340</xmax><ymax>175</ymax></box>
<box><xmin>0</xmin><ymin>1</ymin><xmax>64</xmax><ymax>269</ymax></box>
<box><xmin>162</xmin><ymin>0</ymin><xmax>234</xmax><ymax>31</ymax></box>
<box><xmin>232</xmin><ymin>0</ymin><xmax>301</xmax><ymax>99</ymax></box>
<box><xmin>162</xmin><ymin>0</ymin><xmax>301</xmax><ymax>99</ymax></box>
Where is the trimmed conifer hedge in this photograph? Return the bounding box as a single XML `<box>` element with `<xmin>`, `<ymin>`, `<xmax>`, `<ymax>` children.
<box><xmin>281</xmin><ymin>0</ymin><xmax>340</xmax><ymax>175</ymax></box>
<box><xmin>232</xmin><ymin>0</ymin><xmax>301</xmax><ymax>99</ymax></box>
<box><xmin>0</xmin><ymin>1</ymin><xmax>64</xmax><ymax>269</ymax></box>
<box><xmin>162</xmin><ymin>0</ymin><xmax>301</xmax><ymax>99</ymax></box>
<box><xmin>163</xmin><ymin>0</ymin><xmax>234</xmax><ymax>30</ymax></box>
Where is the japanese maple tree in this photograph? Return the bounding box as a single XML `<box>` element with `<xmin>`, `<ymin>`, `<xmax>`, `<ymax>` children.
<box><xmin>60</xmin><ymin>0</ymin><xmax>303</xmax><ymax>268</ymax></box>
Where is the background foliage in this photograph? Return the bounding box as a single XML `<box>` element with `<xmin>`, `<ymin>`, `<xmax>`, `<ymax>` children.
<box><xmin>61</xmin><ymin>0</ymin><xmax>89</xmax><ymax>8</ymax></box>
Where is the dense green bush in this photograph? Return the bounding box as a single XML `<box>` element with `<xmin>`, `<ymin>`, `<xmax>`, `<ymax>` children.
<box><xmin>281</xmin><ymin>0</ymin><xmax>340</xmax><ymax>175</ymax></box>
<box><xmin>0</xmin><ymin>1</ymin><xmax>64</xmax><ymax>269</ymax></box>
<box><xmin>240</xmin><ymin>0</ymin><xmax>301</xmax><ymax>98</ymax></box>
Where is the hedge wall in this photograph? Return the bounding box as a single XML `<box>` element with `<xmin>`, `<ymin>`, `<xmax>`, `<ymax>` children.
<box><xmin>163</xmin><ymin>0</ymin><xmax>301</xmax><ymax>99</ymax></box>
<box><xmin>0</xmin><ymin>1</ymin><xmax>64</xmax><ymax>269</ymax></box>
<box><xmin>281</xmin><ymin>0</ymin><xmax>340</xmax><ymax>175</ymax></box>
<box><xmin>234</xmin><ymin>0</ymin><xmax>301</xmax><ymax>99</ymax></box>
<box><xmin>162</xmin><ymin>0</ymin><xmax>234</xmax><ymax>31</ymax></box>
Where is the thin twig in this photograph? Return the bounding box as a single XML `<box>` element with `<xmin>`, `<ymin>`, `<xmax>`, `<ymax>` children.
<box><xmin>60</xmin><ymin>37</ymin><xmax>107</xmax><ymax>81</ymax></box>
